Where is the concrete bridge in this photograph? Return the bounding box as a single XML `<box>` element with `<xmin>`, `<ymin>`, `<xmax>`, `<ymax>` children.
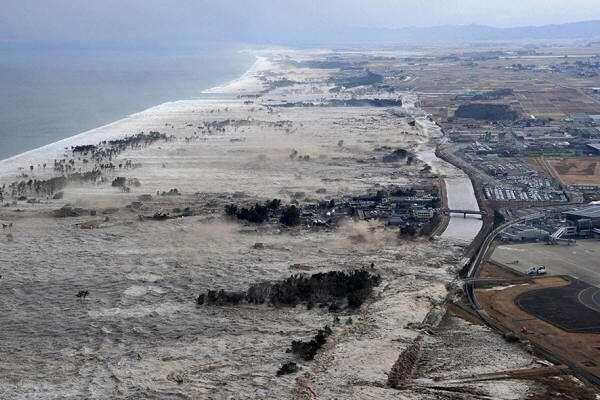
<box><xmin>439</xmin><ymin>208</ymin><xmax>486</xmax><ymax>218</ymax></box>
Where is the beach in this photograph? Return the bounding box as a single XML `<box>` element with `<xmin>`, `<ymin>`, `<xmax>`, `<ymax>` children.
<box><xmin>0</xmin><ymin>45</ymin><xmax>254</xmax><ymax>160</ymax></box>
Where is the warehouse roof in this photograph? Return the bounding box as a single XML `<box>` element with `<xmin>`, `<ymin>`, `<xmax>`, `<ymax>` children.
<box><xmin>563</xmin><ymin>205</ymin><xmax>600</xmax><ymax>219</ymax></box>
<box><xmin>587</xmin><ymin>143</ymin><xmax>600</xmax><ymax>152</ymax></box>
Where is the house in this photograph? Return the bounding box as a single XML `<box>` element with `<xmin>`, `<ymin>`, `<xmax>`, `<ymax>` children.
<box><xmin>386</xmin><ymin>214</ymin><xmax>404</xmax><ymax>227</ymax></box>
<box><xmin>411</xmin><ymin>207</ymin><xmax>434</xmax><ymax>220</ymax></box>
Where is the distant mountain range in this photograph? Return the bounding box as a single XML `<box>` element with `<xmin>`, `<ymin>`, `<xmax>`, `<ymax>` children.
<box><xmin>279</xmin><ymin>20</ymin><xmax>600</xmax><ymax>46</ymax></box>
<box><xmin>4</xmin><ymin>19</ymin><xmax>600</xmax><ymax>49</ymax></box>
<box><xmin>356</xmin><ymin>20</ymin><xmax>600</xmax><ymax>43</ymax></box>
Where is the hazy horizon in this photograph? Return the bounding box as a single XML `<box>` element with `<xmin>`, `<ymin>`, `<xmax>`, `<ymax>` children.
<box><xmin>2</xmin><ymin>1</ymin><xmax>600</xmax><ymax>47</ymax></box>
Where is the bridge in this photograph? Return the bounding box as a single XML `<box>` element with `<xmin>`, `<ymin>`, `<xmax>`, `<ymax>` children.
<box><xmin>439</xmin><ymin>208</ymin><xmax>487</xmax><ymax>218</ymax></box>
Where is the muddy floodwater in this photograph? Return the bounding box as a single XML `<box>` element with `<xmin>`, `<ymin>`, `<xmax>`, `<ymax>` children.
<box><xmin>414</xmin><ymin>145</ymin><xmax>482</xmax><ymax>243</ymax></box>
<box><xmin>0</xmin><ymin>49</ymin><xmax>535</xmax><ymax>399</ymax></box>
<box><xmin>442</xmin><ymin>177</ymin><xmax>483</xmax><ymax>242</ymax></box>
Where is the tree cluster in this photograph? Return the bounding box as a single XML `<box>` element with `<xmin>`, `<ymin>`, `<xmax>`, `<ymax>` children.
<box><xmin>383</xmin><ymin>148</ymin><xmax>409</xmax><ymax>163</ymax></box>
<box><xmin>225</xmin><ymin>199</ymin><xmax>303</xmax><ymax>226</ymax></box>
<box><xmin>455</xmin><ymin>103</ymin><xmax>519</xmax><ymax>121</ymax></box>
<box><xmin>111</xmin><ymin>177</ymin><xmax>126</xmax><ymax>187</ymax></box>
<box><xmin>391</xmin><ymin>188</ymin><xmax>416</xmax><ymax>197</ymax></box>
<box><xmin>276</xmin><ymin>362</ymin><xmax>300</xmax><ymax>376</ymax></box>
<box><xmin>400</xmin><ymin>224</ymin><xmax>418</xmax><ymax>237</ymax></box>
<box><xmin>196</xmin><ymin>269</ymin><xmax>381</xmax><ymax>310</ymax></box>
<box><xmin>4</xmin><ymin>131</ymin><xmax>172</xmax><ymax>202</ymax></box>
<box><xmin>225</xmin><ymin>199</ymin><xmax>280</xmax><ymax>224</ymax></box>
<box><xmin>4</xmin><ymin>172</ymin><xmax>102</xmax><ymax>201</ymax></box>
<box><xmin>288</xmin><ymin>325</ymin><xmax>332</xmax><ymax>361</ymax></box>
<box><xmin>196</xmin><ymin>289</ymin><xmax>245</xmax><ymax>306</ymax></box>
<box><xmin>493</xmin><ymin>209</ymin><xmax>506</xmax><ymax>227</ymax></box>
<box><xmin>470</xmin><ymin>88</ymin><xmax>513</xmax><ymax>101</ymax></box>
<box><xmin>279</xmin><ymin>205</ymin><xmax>300</xmax><ymax>226</ymax></box>
<box><xmin>330</xmin><ymin>69</ymin><xmax>384</xmax><ymax>89</ymax></box>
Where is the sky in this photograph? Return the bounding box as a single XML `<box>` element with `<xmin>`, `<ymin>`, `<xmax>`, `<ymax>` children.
<box><xmin>2</xmin><ymin>0</ymin><xmax>600</xmax><ymax>45</ymax></box>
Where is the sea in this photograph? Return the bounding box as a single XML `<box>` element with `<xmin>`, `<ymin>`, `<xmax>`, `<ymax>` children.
<box><xmin>0</xmin><ymin>44</ymin><xmax>254</xmax><ymax>160</ymax></box>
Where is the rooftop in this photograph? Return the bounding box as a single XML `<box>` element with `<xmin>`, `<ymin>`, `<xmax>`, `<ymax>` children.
<box><xmin>563</xmin><ymin>204</ymin><xmax>600</xmax><ymax>219</ymax></box>
<box><xmin>586</xmin><ymin>143</ymin><xmax>600</xmax><ymax>152</ymax></box>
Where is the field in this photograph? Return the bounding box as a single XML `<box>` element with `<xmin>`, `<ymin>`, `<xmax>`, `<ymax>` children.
<box><xmin>514</xmin><ymin>87</ymin><xmax>600</xmax><ymax>119</ymax></box>
<box><xmin>545</xmin><ymin>157</ymin><xmax>600</xmax><ymax>186</ymax></box>
<box><xmin>406</xmin><ymin>47</ymin><xmax>600</xmax><ymax>121</ymax></box>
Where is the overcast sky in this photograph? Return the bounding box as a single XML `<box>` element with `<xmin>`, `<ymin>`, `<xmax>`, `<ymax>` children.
<box><xmin>2</xmin><ymin>0</ymin><xmax>600</xmax><ymax>45</ymax></box>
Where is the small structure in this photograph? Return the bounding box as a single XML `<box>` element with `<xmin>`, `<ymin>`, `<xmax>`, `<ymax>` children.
<box><xmin>386</xmin><ymin>213</ymin><xmax>404</xmax><ymax>227</ymax></box>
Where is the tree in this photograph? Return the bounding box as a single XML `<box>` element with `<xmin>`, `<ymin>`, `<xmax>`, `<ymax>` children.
<box><xmin>280</xmin><ymin>205</ymin><xmax>301</xmax><ymax>226</ymax></box>
<box><xmin>493</xmin><ymin>209</ymin><xmax>506</xmax><ymax>227</ymax></box>
<box><xmin>266</xmin><ymin>198</ymin><xmax>281</xmax><ymax>210</ymax></box>
<box><xmin>400</xmin><ymin>225</ymin><xmax>417</xmax><ymax>236</ymax></box>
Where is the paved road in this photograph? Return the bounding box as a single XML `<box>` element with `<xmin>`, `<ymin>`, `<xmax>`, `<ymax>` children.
<box><xmin>492</xmin><ymin>240</ymin><xmax>600</xmax><ymax>287</ymax></box>
<box><xmin>578</xmin><ymin>286</ymin><xmax>600</xmax><ymax>313</ymax></box>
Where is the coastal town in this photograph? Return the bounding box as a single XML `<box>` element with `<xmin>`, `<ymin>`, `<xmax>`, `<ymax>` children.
<box><xmin>2</xmin><ymin>42</ymin><xmax>600</xmax><ymax>399</ymax></box>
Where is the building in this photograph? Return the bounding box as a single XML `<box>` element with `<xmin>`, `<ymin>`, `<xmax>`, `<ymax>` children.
<box><xmin>573</xmin><ymin>114</ymin><xmax>600</xmax><ymax>125</ymax></box>
<box><xmin>586</xmin><ymin>142</ymin><xmax>600</xmax><ymax>155</ymax></box>
<box><xmin>562</xmin><ymin>205</ymin><xmax>600</xmax><ymax>228</ymax></box>
<box><xmin>412</xmin><ymin>207</ymin><xmax>434</xmax><ymax>220</ymax></box>
<box><xmin>386</xmin><ymin>214</ymin><xmax>404</xmax><ymax>227</ymax></box>
<box><xmin>500</xmin><ymin>224</ymin><xmax>549</xmax><ymax>242</ymax></box>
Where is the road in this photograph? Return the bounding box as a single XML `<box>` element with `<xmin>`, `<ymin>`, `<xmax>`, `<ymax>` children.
<box><xmin>578</xmin><ymin>286</ymin><xmax>600</xmax><ymax>313</ymax></box>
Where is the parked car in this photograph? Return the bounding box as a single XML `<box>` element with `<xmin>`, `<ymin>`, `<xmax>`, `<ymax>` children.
<box><xmin>536</xmin><ymin>265</ymin><xmax>547</xmax><ymax>275</ymax></box>
<box><xmin>527</xmin><ymin>265</ymin><xmax>547</xmax><ymax>276</ymax></box>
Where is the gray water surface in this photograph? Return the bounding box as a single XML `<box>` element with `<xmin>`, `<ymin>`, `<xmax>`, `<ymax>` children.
<box><xmin>0</xmin><ymin>45</ymin><xmax>254</xmax><ymax>160</ymax></box>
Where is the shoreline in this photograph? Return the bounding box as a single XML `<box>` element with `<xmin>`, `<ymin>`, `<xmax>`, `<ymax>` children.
<box><xmin>202</xmin><ymin>55</ymin><xmax>269</xmax><ymax>94</ymax></box>
<box><xmin>0</xmin><ymin>51</ymin><xmax>262</xmax><ymax>164</ymax></box>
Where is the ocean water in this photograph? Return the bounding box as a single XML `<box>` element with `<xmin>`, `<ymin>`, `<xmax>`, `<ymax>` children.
<box><xmin>0</xmin><ymin>45</ymin><xmax>254</xmax><ymax>160</ymax></box>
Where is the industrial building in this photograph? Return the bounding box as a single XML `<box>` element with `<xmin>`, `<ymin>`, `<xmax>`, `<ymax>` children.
<box><xmin>586</xmin><ymin>142</ymin><xmax>600</xmax><ymax>155</ymax></box>
<box><xmin>500</xmin><ymin>224</ymin><xmax>549</xmax><ymax>242</ymax></box>
<box><xmin>562</xmin><ymin>205</ymin><xmax>600</xmax><ymax>228</ymax></box>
